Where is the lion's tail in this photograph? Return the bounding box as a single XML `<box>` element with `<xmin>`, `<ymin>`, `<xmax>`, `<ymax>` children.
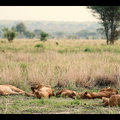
<box><xmin>84</xmin><ymin>102</ymin><xmax>108</xmax><ymax>106</ymax></box>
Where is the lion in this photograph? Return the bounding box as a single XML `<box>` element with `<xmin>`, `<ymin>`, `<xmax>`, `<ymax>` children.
<box><xmin>79</xmin><ymin>90</ymin><xmax>116</xmax><ymax>99</ymax></box>
<box><xmin>30</xmin><ymin>83</ymin><xmax>44</xmax><ymax>94</ymax></box>
<box><xmin>85</xmin><ymin>95</ymin><xmax>120</xmax><ymax>107</ymax></box>
<box><xmin>25</xmin><ymin>83</ymin><xmax>46</xmax><ymax>97</ymax></box>
<box><xmin>26</xmin><ymin>83</ymin><xmax>55</xmax><ymax>99</ymax></box>
<box><xmin>56</xmin><ymin>89</ymin><xmax>78</xmax><ymax>99</ymax></box>
<box><xmin>0</xmin><ymin>84</ymin><xmax>25</xmax><ymax>95</ymax></box>
<box><xmin>100</xmin><ymin>87</ymin><xmax>118</xmax><ymax>94</ymax></box>
<box><xmin>35</xmin><ymin>89</ymin><xmax>55</xmax><ymax>99</ymax></box>
<box><xmin>101</xmin><ymin>95</ymin><xmax>120</xmax><ymax>107</ymax></box>
<box><xmin>34</xmin><ymin>84</ymin><xmax>55</xmax><ymax>99</ymax></box>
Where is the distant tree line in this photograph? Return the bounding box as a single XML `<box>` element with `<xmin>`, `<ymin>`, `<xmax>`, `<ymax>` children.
<box><xmin>1</xmin><ymin>21</ymin><xmax>120</xmax><ymax>42</ymax></box>
<box><xmin>0</xmin><ymin>20</ymin><xmax>104</xmax><ymax>40</ymax></box>
<box><xmin>1</xmin><ymin>22</ymin><xmax>49</xmax><ymax>42</ymax></box>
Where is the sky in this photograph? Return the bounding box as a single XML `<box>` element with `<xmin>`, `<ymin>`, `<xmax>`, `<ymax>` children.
<box><xmin>0</xmin><ymin>6</ymin><xmax>99</xmax><ymax>22</ymax></box>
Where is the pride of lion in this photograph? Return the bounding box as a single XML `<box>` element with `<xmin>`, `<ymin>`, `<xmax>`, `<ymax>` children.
<box><xmin>0</xmin><ymin>83</ymin><xmax>119</xmax><ymax>107</ymax></box>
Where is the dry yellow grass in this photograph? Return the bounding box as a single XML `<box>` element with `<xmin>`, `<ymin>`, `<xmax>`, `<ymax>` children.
<box><xmin>0</xmin><ymin>39</ymin><xmax>120</xmax><ymax>90</ymax></box>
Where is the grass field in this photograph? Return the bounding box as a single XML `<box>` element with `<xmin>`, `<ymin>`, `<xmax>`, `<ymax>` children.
<box><xmin>0</xmin><ymin>38</ymin><xmax>120</xmax><ymax>114</ymax></box>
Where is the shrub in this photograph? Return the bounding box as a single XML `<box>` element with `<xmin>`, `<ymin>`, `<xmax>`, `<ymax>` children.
<box><xmin>2</xmin><ymin>27</ymin><xmax>17</xmax><ymax>42</ymax></box>
<box><xmin>40</xmin><ymin>31</ymin><xmax>49</xmax><ymax>42</ymax></box>
<box><xmin>84</xmin><ymin>48</ymin><xmax>91</xmax><ymax>52</ymax></box>
<box><xmin>34</xmin><ymin>43</ymin><xmax>45</xmax><ymax>52</ymax></box>
<box><xmin>34</xmin><ymin>43</ymin><xmax>44</xmax><ymax>48</ymax></box>
<box><xmin>0</xmin><ymin>40</ymin><xmax>6</xmax><ymax>43</ymax></box>
<box><xmin>56</xmin><ymin>42</ymin><xmax>59</xmax><ymax>45</ymax></box>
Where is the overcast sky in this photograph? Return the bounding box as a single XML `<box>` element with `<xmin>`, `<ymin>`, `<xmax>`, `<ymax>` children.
<box><xmin>0</xmin><ymin>6</ymin><xmax>99</xmax><ymax>22</ymax></box>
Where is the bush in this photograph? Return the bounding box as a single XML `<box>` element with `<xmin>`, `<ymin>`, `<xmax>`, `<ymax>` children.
<box><xmin>2</xmin><ymin>27</ymin><xmax>17</xmax><ymax>42</ymax></box>
<box><xmin>40</xmin><ymin>31</ymin><xmax>49</xmax><ymax>41</ymax></box>
<box><xmin>34</xmin><ymin>43</ymin><xmax>44</xmax><ymax>48</ymax></box>
<box><xmin>0</xmin><ymin>40</ymin><xmax>6</xmax><ymax>43</ymax></box>
<box><xmin>34</xmin><ymin>43</ymin><xmax>45</xmax><ymax>52</ymax></box>
<box><xmin>84</xmin><ymin>48</ymin><xmax>91</xmax><ymax>52</ymax></box>
<box><xmin>56</xmin><ymin>42</ymin><xmax>59</xmax><ymax>45</ymax></box>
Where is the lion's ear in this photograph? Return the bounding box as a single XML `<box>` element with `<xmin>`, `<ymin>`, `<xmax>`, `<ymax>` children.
<box><xmin>84</xmin><ymin>91</ymin><xmax>87</xmax><ymax>94</ymax></box>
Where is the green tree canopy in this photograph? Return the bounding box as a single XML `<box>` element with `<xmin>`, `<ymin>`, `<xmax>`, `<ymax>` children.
<box><xmin>16</xmin><ymin>22</ymin><xmax>26</xmax><ymax>38</ymax></box>
<box><xmin>40</xmin><ymin>31</ymin><xmax>49</xmax><ymax>41</ymax></box>
<box><xmin>2</xmin><ymin>27</ymin><xmax>17</xmax><ymax>42</ymax></box>
<box><xmin>24</xmin><ymin>31</ymin><xmax>35</xmax><ymax>39</ymax></box>
<box><xmin>34</xmin><ymin>29</ymin><xmax>42</xmax><ymax>38</ymax></box>
<box><xmin>87</xmin><ymin>6</ymin><xmax>120</xmax><ymax>44</ymax></box>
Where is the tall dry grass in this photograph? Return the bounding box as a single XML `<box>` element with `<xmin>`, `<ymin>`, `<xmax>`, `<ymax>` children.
<box><xmin>0</xmin><ymin>39</ymin><xmax>120</xmax><ymax>90</ymax></box>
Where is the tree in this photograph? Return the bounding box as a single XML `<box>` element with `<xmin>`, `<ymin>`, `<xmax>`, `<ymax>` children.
<box><xmin>67</xmin><ymin>35</ymin><xmax>78</xmax><ymax>39</ymax></box>
<box><xmin>96</xmin><ymin>28</ymin><xmax>106</xmax><ymax>39</ymax></box>
<box><xmin>87</xmin><ymin>6</ymin><xmax>120</xmax><ymax>44</ymax></box>
<box><xmin>16</xmin><ymin>22</ymin><xmax>26</xmax><ymax>38</ymax></box>
<box><xmin>2</xmin><ymin>27</ymin><xmax>17</xmax><ymax>42</ymax></box>
<box><xmin>30</xmin><ymin>32</ymin><xmax>36</xmax><ymax>39</ymax></box>
<box><xmin>40</xmin><ymin>31</ymin><xmax>49</xmax><ymax>41</ymax></box>
<box><xmin>88</xmin><ymin>31</ymin><xmax>97</xmax><ymax>39</ymax></box>
<box><xmin>34</xmin><ymin>29</ymin><xmax>42</xmax><ymax>38</ymax></box>
<box><xmin>76</xmin><ymin>30</ymin><xmax>89</xmax><ymax>39</ymax></box>
<box><xmin>54</xmin><ymin>31</ymin><xmax>64</xmax><ymax>39</ymax></box>
<box><xmin>24</xmin><ymin>31</ymin><xmax>35</xmax><ymax>39</ymax></box>
<box><xmin>0</xmin><ymin>30</ymin><xmax>3</xmax><ymax>38</ymax></box>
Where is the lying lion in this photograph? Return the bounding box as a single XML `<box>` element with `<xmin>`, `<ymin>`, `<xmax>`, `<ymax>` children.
<box><xmin>85</xmin><ymin>95</ymin><xmax>120</xmax><ymax>107</ymax></box>
<box><xmin>100</xmin><ymin>87</ymin><xmax>118</xmax><ymax>94</ymax></box>
<box><xmin>0</xmin><ymin>84</ymin><xmax>25</xmax><ymax>95</ymax></box>
<box><xmin>25</xmin><ymin>83</ymin><xmax>55</xmax><ymax>99</ymax></box>
<box><xmin>31</xmin><ymin>83</ymin><xmax>45</xmax><ymax>94</ymax></box>
<box><xmin>56</xmin><ymin>89</ymin><xmax>78</xmax><ymax>99</ymax></box>
<box><xmin>79</xmin><ymin>91</ymin><xmax>116</xmax><ymax>99</ymax></box>
<box><xmin>35</xmin><ymin>86</ymin><xmax>55</xmax><ymax>99</ymax></box>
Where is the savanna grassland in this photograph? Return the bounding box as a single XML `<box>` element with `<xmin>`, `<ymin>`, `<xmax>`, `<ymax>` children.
<box><xmin>1</xmin><ymin>38</ymin><xmax>120</xmax><ymax>114</ymax></box>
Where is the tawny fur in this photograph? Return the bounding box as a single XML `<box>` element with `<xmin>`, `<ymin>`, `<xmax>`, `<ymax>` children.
<box><xmin>0</xmin><ymin>85</ymin><xmax>25</xmax><ymax>95</ymax></box>
<box><xmin>104</xmin><ymin>95</ymin><xmax>120</xmax><ymax>106</ymax></box>
<box><xmin>100</xmin><ymin>87</ymin><xmax>118</xmax><ymax>94</ymax></box>
<box><xmin>34</xmin><ymin>86</ymin><xmax>55</xmax><ymax>99</ymax></box>
<box><xmin>85</xmin><ymin>95</ymin><xmax>120</xmax><ymax>107</ymax></box>
<box><xmin>56</xmin><ymin>89</ymin><xmax>78</xmax><ymax>98</ymax></box>
<box><xmin>80</xmin><ymin>91</ymin><xmax>116</xmax><ymax>99</ymax></box>
<box><xmin>28</xmin><ymin>83</ymin><xmax>55</xmax><ymax>99</ymax></box>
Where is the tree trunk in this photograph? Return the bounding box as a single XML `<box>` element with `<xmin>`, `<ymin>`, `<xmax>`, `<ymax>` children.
<box><xmin>104</xmin><ymin>23</ymin><xmax>109</xmax><ymax>45</ymax></box>
<box><xmin>20</xmin><ymin>32</ymin><xmax>22</xmax><ymax>39</ymax></box>
<box><xmin>110</xmin><ymin>20</ymin><xmax>115</xmax><ymax>45</ymax></box>
<box><xmin>106</xmin><ymin>39</ymin><xmax>109</xmax><ymax>45</ymax></box>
